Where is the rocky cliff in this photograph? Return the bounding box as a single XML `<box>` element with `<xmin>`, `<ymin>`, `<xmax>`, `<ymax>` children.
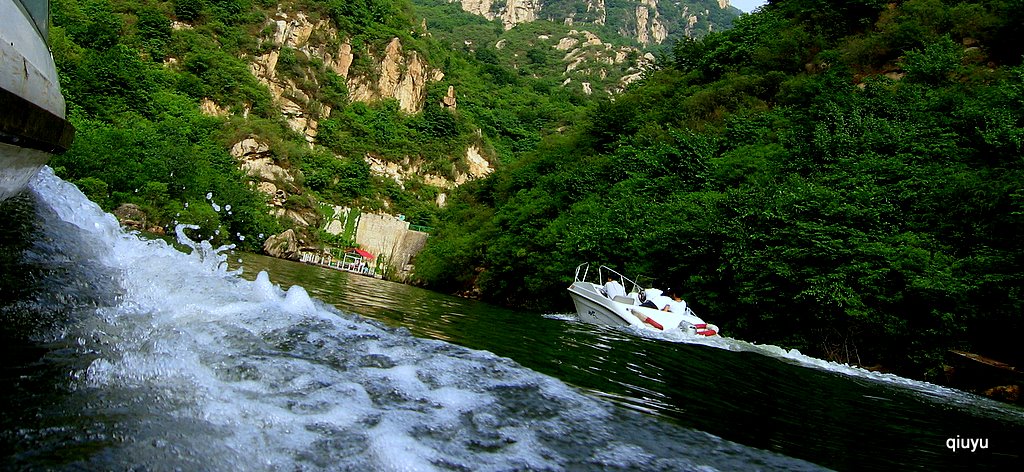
<box><xmin>364</xmin><ymin>144</ymin><xmax>494</xmax><ymax>208</ymax></box>
<box><xmin>459</xmin><ymin>0</ymin><xmax>543</xmax><ymax>30</ymax></box>
<box><xmin>205</xmin><ymin>6</ymin><xmax>502</xmax><ymax>273</ymax></box>
<box><xmin>552</xmin><ymin>29</ymin><xmax>657</xmax><ymax>94</ymax></box>
<box><xmin>229</xmin><ymin>137</ymin><xmax>319</xmax><ymax>228</ymax></box>
<box><xmin>196</xmin><ymin>7</ymin><xmax>494</xmax><ymax>231</ymax></box>
<box><xmin>245</xmin><ymin>7</ymin><xmax>446</xmax><ymax>142</ymax></box>
<box><xmin>347</xmin><ymin>38</ymin><xmax>446</xmax><ymax>114</ymax></box>
<box><xmin>451</xmin><ymin>0</ymin><xmax>737</xmax><ymax>44</ymax></box>
<box><xmin>245</xmin><ymin>9</ymin><xmax>343</xmax><ymax>142</ymax></box>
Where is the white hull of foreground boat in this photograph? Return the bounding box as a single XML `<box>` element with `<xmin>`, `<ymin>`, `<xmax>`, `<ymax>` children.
<box><xmin>0</xmin><ymin>0</ymin><xmax>74</xmax><ymax>201</ymax></box>
<box><xmin>0</xmin><ymin>142</ymin><xmax>52</xmax><ymax>200</ymax></box>
<box><xmin>568</xmin><ymin>280</ymin><xmax>719</xmax><ymax>336</ymax></box>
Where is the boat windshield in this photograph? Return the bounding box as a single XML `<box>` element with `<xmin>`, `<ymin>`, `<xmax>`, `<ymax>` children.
<box><xmin>13</xmin><ymin>0</ymin><xmax>50</xmax><ymax>42</ymax></box>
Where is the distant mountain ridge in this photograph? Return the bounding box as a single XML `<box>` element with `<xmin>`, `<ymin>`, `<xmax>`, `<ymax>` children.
<box><xmin>414</xmin><ymin>0</ymin><xmax>740</xmax><ymax>97</ymax></box>
<box><xmin>444</xmin><ymin>0</ymin><xmax>740</xmax><ymax>45</ymax></box>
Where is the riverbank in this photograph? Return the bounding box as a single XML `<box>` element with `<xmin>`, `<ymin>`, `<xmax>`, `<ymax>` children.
<box><xmin>944</xmin><ymin>351</ymin><xmax>1023</xmax><ymax>403</ymax></box>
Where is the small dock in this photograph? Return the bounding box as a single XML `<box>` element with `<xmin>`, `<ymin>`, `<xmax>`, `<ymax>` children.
<box><xmin>299</xmin><ymin>249</ymin><xmax>381</xmax><ymax>278</ymax></box>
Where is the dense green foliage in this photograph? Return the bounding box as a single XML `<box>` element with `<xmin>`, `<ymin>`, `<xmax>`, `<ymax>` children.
<box><xmin>49</xmin><ymin>0</ymin><xmax>286</xmax><ymax>250</ymax></box>
<box><xmin>416</xmin><ymin>0</ymin><xmax>1024</xmax><ymax>378</ymax></box>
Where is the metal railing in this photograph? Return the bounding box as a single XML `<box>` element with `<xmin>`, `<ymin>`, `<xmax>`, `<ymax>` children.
<box><xmin>572</xmin><ymin>263</ymin><xmax>645</xmax><ymax>295</ymax></box>
<box><xmin>572</xmin><ymin>262</ymin><xmax>700</xmax><ymax>318</ymax></box>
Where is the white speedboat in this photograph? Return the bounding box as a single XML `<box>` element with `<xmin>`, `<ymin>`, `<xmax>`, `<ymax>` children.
<box><xmin>1</xmin><ymin>0</ymin><xmax>75</xmax><ymax>201</ymax></box>
<box><xmin>567</xmin><ymin>263</ymin><xmax>719</xmax><ymax>336</ymax></box>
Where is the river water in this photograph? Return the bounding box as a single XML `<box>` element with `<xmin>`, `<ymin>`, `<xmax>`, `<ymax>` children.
<box><xmin>1</xmin><ymin>168</ymin><xmax>1022</xmax><ymax>471</ymax></box>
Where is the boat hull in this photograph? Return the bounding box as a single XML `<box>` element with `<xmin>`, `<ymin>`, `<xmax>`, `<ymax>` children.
<box><xmin>0</xmin><ymin>0</ymin><xmax>75</xmax><ymax>201</ymax></box>
<box><xmin>568</xmin><ymin>280</ymin><xmax>718</xmax><ymax>335</ymax></box>
<box><xmin>0</xmin><ymin>142</ymin><xmax>50</xmax><ymax>201</ymax></box>
<box><xmin>568</xmin><ymin>281</ymin><xmax>639</xmax><ymax>328</ymax></box>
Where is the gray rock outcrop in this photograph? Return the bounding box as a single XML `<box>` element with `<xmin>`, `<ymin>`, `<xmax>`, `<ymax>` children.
<box><xmin>263</xmin><ymin>229</ymin><xmax>301</xmax><ymax>260</ymax></box>
<box><xmin>454</xmin><ymin>0</ymin><xmax>732</xmax><ymax>44</ymax></box>
<box><xmin>347</xmin><ymin>38</ymin><xmax>445</xmax><ymax>114</ymax></box>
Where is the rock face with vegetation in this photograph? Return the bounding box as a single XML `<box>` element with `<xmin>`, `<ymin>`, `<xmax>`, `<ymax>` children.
<box><xmin>450</xmin><ymin>0</ymin><xmax>737</xmax><ymax>42</ymax></box>
<box><xmin>247</xmin><ymin>7</ymin><xmax>445</xmax><ymax>134</ymax></box>
<box><xmin>417</xmin><ymin>0</ymin><xmax>739</xmax><ymax>96</ymax></box>
<box><xmin>48</xmin><ymin>0</ymin><xmax>525</xmax><ymax>266</ymax></box>
<box><xmin>347</xmin><ymin>37</ymin><xmax>446</xmax><ymax>114</ymax></box>
<box><xmin>245</xmin><ymin>8</ymin><xmax>344</xmax><ymax>141</ymax></box>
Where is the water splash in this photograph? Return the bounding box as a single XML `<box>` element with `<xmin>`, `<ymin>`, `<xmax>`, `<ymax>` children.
<box><xmin>174</xmin><ymin>223</ymin><xmax>238</xmax><ymax>276</ymax></box>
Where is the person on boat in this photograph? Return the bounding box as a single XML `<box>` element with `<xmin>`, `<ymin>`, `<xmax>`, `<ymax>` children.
<box><xmin>638</xmin><ymin>288</ymin><xmax>672</xmax><ymax>310</ymax></box>
<box><xmin>603</xmin><ymin>276</ymin><xmax>626</xmax><ymax>300</ymax></box>
<box><xmin>663</xmin><ymin>288</ymin><xmax>687</xmax><ymax>313</ymax></box>
<box><xmin>651</xmin><ymin>291</ymin><xmax>674</xmax><ymax>311</ymax></box>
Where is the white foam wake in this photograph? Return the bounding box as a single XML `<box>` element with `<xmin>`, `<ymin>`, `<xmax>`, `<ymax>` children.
<box><xmin>548</xmin><ymin>311</ymin><xmax>1020</xmax><ymax>419</ymax></box>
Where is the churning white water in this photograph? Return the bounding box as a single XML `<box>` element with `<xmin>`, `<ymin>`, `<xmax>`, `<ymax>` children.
<box><xmin>7</xmin><ymin>167</ymin><xmax>824</xmax><ymax>470</ymax></box>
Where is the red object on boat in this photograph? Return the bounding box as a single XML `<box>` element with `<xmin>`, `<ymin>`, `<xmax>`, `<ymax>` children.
<box><xmin>644</xmin><ymin>317</ymin><xmax>665</xmax><ymax>330</ymax></box>
<box><xmin>630</xmin><ymin>309</ymin><xmax>665</xmax><ymax>330</ymax></box>
<box><xmin>697</xmin><ymin>329</ymin><xmax>717</xmax><ymax>336</ymax></box>
<box><xmin>693</xmin><ymin>323</ymin><xmax>707</xmax><ymax>329</ymax></box>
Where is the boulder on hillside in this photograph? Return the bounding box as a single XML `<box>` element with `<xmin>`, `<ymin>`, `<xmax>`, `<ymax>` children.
<box><xmin>230</xmin><ymin>137</ymin><xmax>271</xmax><ymax>159</ymax></box>
<box><xmin>441</xmin><ymin>85</ymin><xmax>457</xmax><ymax>110</ymax></box>
<box><xmin>263</xmin><ymin>229</ymin><xmax>301</xmax><ymax>260</ymax></box>
<box><xmin>114</xmin><ymin>203</ymin><xmax>147</xmax><ymax>230</ymax></box>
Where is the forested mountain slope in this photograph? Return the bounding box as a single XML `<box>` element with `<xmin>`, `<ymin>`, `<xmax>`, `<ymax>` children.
<box><xmin>47</xmin><ymin>0</ymin><xmax>604</xmax><ymax>255</ymax></box>
<box><xmin>438</xmin><ymin>0</ymin><xmax>739</xmax><ymax>42</ymax></box>
<box><xmin>413</xmin><ymin>0</ymin><xmax>741</xmax><ymax>95</ymax></box>
<box><xmin>414</xmin><ymin>0</ymin><xmax>1024</xmax><ymax>379</ymax></box>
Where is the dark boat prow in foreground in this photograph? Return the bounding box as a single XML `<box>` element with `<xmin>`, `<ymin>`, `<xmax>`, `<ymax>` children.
<box><xmin>0</xmin><ymin>0</ymin><xmax>75</xmax><ymax>201</ymax></box>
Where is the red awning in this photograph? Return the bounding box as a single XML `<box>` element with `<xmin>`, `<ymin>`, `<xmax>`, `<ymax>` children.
<box><xmin>351</xmin><ymin>248</ymin><xmax>375</xmax><ymax>260</ymax></box>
